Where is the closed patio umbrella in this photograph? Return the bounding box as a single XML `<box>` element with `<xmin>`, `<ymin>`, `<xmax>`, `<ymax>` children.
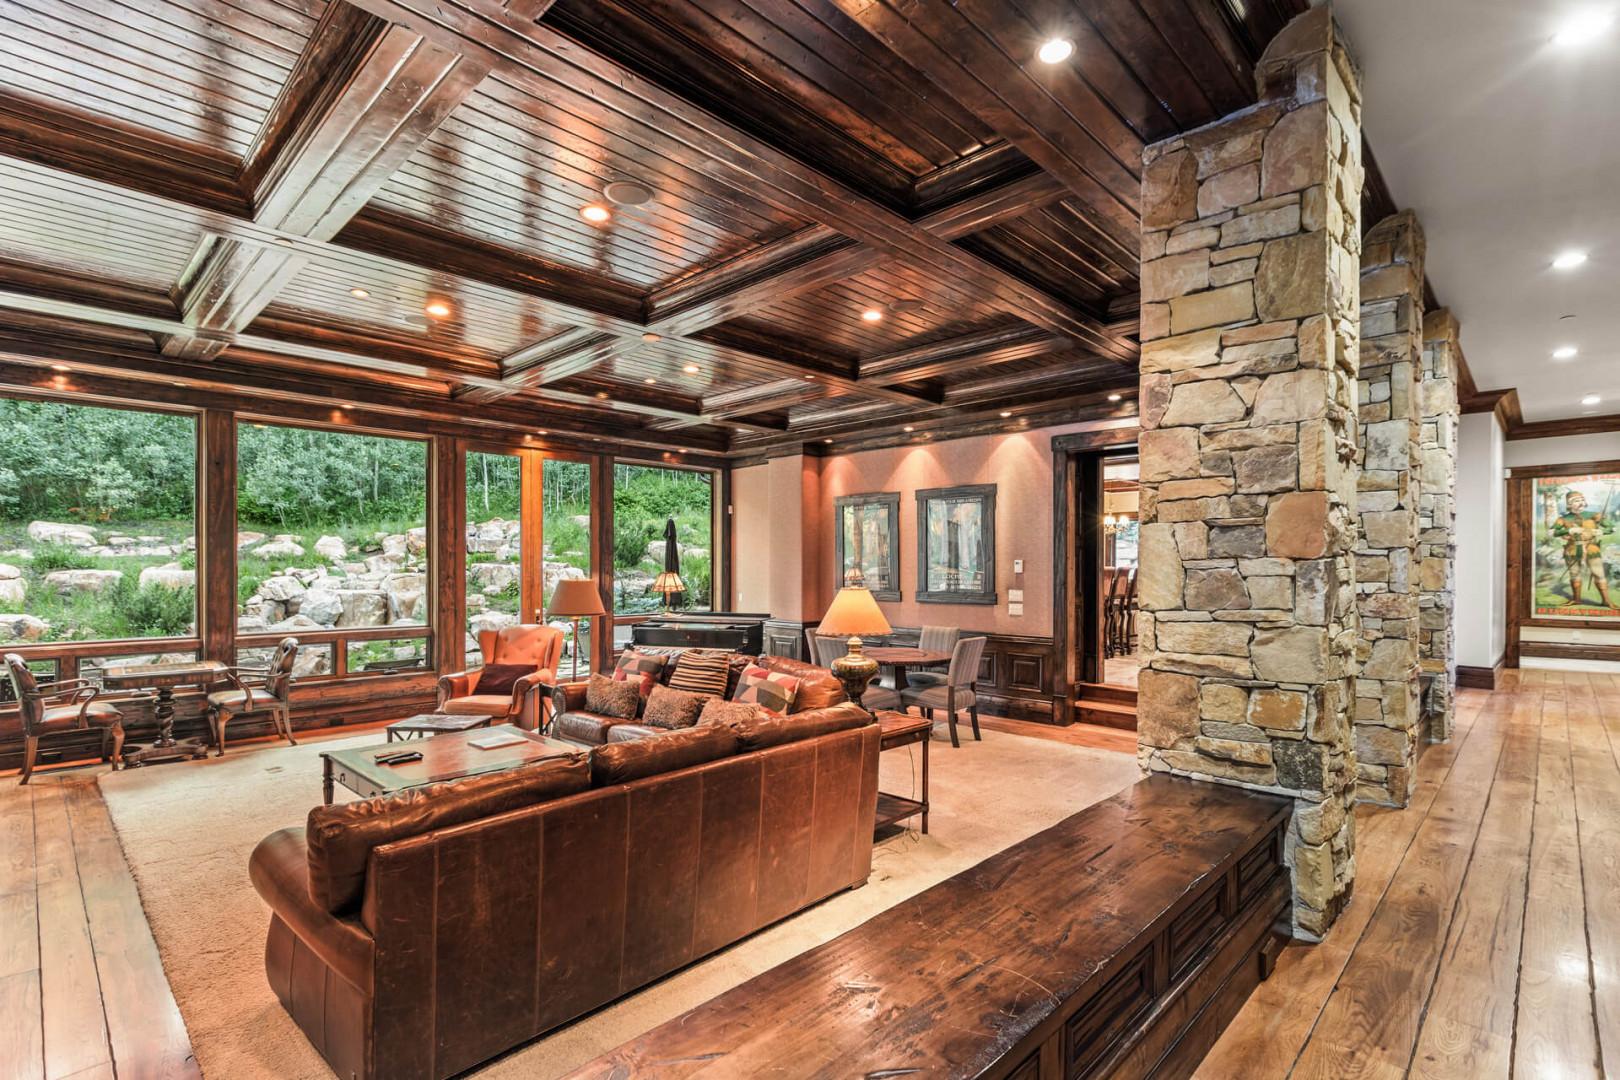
<box><xmin>650</xmin><ymin>516</ymin><xmax>687</xmax><ymax>611</ymax></box>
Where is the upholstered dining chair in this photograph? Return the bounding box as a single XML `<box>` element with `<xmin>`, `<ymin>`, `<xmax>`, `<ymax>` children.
<box><xmin>5</xmin><ymin>653</ymin><xmax>124</xmax><ymax>783</ymax></box>
<box><xmin>207</xmin><ymin>636</ymin><xmax>299</xmax><ymax>756</ymax></box>
<box><xmin>437</xmin><ymin>624</ymin><xmax>564</xmax><ymax>731</ymax></box>
<box><xmin>900</xmin><ymin>635</ymin><xmax>988</xmax><ymax>748</ymax></box>
<box><xmin>904</xmin><ymin>625</ymin><xmax>960</xmax><ymax>690</ymax></box>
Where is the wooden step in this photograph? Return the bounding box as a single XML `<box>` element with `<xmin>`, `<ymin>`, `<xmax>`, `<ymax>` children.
<box><xmin>1075</xmin><ymin>698</ymin><xmax>1137</xmax><ymax>731</ymax></box>
<box><xmin>1074</xmin><ymin>682</ymin><xmax>1138</xmax><ymax>706</ymax></box>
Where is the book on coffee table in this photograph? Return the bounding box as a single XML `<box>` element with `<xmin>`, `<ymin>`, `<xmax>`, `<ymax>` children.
<box><xmin>467</xmin><ymin>729</ymin><xmax>530</xmax><ymax>750</ymax></box>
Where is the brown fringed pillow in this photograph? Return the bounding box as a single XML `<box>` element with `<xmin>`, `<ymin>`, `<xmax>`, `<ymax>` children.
<box><xmin>585</xmin><ymin>673</ymin><xmax>640</xmax><ymax>719</ymax></box>
<box><xmin>643</xmin><ymin>684</ymin><xmax>711</xmax><ymax>729</ymax></box>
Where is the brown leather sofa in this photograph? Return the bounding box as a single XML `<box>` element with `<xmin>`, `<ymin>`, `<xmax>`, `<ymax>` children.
<box><xmin>249</xmin><ymin>700</ymin><xmax>878</xmax><ymax>1080</ymax></box>
<box><xmin>551</xmin><ymin>650</ymin><xmax>846</xmax><ymax>746</ymax></box>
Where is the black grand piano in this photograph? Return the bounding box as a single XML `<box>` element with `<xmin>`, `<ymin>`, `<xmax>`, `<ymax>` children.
<box><xmin>629</xmin><ymin>611</ymin><xmax>771</xmax><ymax>655</ymax></box>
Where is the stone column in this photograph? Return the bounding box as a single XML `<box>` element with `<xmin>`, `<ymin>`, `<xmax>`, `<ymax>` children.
<box><xmin>1353</xmin><ymin>212</ymin><xmax>1425</xmax><ymax>806</ymax></box>
<box><xmin>1420</xmin><ymin>310</ymin><xmax>1461</xmax><ymax>739</ymax></box>
<box><xmin>1135</xmin><ymin>4</ymin><xmax>1364</xmax><ymax>939</ymax></box>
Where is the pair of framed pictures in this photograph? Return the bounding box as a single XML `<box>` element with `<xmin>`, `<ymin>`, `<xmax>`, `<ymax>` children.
<box><xmin>834</xmin><ymin>485</ymin><xmax>997</xmax><ymax>604</ymax></box>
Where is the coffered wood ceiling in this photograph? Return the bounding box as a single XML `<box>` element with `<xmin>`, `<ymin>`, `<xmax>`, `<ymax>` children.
<box><xmin>0</xmin><ymin>0</ymin><xmax>1315</xmax><ymax>456</ymax></box>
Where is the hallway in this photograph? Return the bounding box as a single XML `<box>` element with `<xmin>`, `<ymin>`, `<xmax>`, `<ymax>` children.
<box><xmin>1199</xmin><ymin>671</ymin><xmax>1619</xmax><ymax>1078</ymax></box>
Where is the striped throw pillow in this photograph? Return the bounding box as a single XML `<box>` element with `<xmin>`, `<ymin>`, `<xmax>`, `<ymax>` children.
<box><xmin>731</xmin><ymin>665</ymin><xmax>800</xmax><ymax>716</ymax></box>
<box><xmin>668</xmin><ymin>650</ymin><xmax>731</xmax><ymax>698</ymax></box>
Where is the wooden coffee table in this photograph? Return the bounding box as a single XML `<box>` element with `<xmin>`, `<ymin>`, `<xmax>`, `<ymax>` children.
<box><xmin>876</xmin><ymin>711</ymin><xmax>932</xmax><ymax>834</ymax></box>
<box><xmin>385</xmin><ymin>712</ymin><xmax>494</xmax><ymax>742</ymax></box>
<box><xmin>321</xmin><ymin>725</ymin><xmax>576</xmax><ymax>804</ymax></box>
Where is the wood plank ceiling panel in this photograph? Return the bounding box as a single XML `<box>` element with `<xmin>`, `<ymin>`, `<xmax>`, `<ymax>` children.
<box><xmin>960</xmin><ymin>197</ymin><xmax>1140</xmax><ymax>305</ymax></box>
<box><xmin>0</xmin><ymin>0</ymin><xmax>326</xmax><ymax>158</ymax></box>
<box><xmin>370</xmin><ymin>76</ymin><xmax>813</xmax><ymax>290</ymax></box>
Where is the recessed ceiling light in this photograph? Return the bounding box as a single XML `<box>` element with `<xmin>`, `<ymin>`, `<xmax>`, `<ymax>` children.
<box><xmin>903</xmin><ymin>426</ymin><xmax>914</xmax><ymax>432</ymax></box>
<box><xmin>999</xmin><ymin>410</ymin><xmax>1013</xmax><ymax>418</ymax></box>
<box><xmin>1553</xmin><ymin>10</ymin><xmax>1615</xmax><ymax>45</ymax></box>
<box><xmin>424</xmin><ymin>300</ymin><xmax>452</xmax><ymax>318</ymax></box>
<box><xmin>1553</xmin><ymin>250</ymin><xmax>1589</xmax><ymax>270</ymax></box>
<box><xmin>1583</xmin><ymin>394</ymin><xmax>1603</xmax><ymax>406</ymax></box>
<box><xmin>172</xmin><ymin>381</ymin><xmax>186</xmax><ymax>387</ymax></box>
<box><xmin>644</xmin><ymin>377</ymin><xmax>657</xmax><ymax>384</ymax></box>
<box><xmin>581</xmin><ymin>204</ymin><xmax>611</xmax><ymax>224</ymax></box>
<box><xmin>595</xmin><ymin>391</ymin><xmax>610</xmax><ymax>399</ymax></box>
<box><xmin>535</xmin><ymin>430</ymin><xmax>547</xmax><ymax>436</ymax></box>
<box><xmin>603</xmin><ymin>180</ymin><xmax>654</xmax><ymax>206</ymax></box>
<box><xmin>682</xmin><ymin>364</ymin><xmax>700</xmax><ymax>374</ymax></box>
<box><xmin>642</xmin><ymin>332</ymin><xmax>661</xmax><ymax>342</ymax></box>
<box><xmin>349</xmin><ymin>287</ymin><xmax>370</xmax><ymax>299</ymax></box>
<box><xmin>860</xmin><ymin>308</ymin><xmax>884</xmax><ymax>323</ymax></box>
<box><xmin>50</xmin><ymin>364</ymin><xmax>69</xmax><ymax>372</ymax></box>
<box><xmin>1554</xmin><ymin>346</ymin><xmax>1579</xmax><ymax>359</ymax></box>
<box><xmin>1037</xmin><ymin>38</ymin><xmax>1074</xmax><ymax>64</ymax></box>
<box><xmin>1107</xmin><ymin>393</ymin><xmax>1122</xmax><ymax>402</ymax></box>
<box><xmin>888</xmin><ymin>299</ymin><xmax>925</xmax><ymax>315</ymax></box>
<box><xmin>823</xmin><ymin>438</ymin><xmax>833</xmax><ymax>444</ymax></box>
<box><xmin>803</xmin><ymin>374</ymin><xmax>815</xmax><ymax>380</ymax></box>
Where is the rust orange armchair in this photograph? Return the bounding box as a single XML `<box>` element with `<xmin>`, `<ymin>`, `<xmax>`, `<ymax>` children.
<box><xmin>436</xmin><ymin>624</ymin><xmax>563</xmax><ymax>731</ymax></box>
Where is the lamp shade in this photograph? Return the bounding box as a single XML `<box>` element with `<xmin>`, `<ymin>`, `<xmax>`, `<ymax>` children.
<box><xmin>650</xmin><ymin>571</ymin><xmax>686</xmax><ymax>595</ymax></box>
<box><xmin>548</xmin><ymin>577</ymin><xmax>606</xmax><ymax>617</ymax></box>
<box><xmin>818</xmin><ymin>585</ymin><xmax>892</xmax><ymax>637</ymax></box>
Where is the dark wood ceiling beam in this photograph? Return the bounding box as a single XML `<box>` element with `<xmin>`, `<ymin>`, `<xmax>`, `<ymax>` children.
<box><xmin>161</xmin><ymin>2</ymin><xmax>495</xmax><ymax>359</ymax></box>
<box><xmin>859</xmin><ymin>324</ymin><xmax>1071</xmax><ymax>386</ymax></box>
<box><xmin>339</xmin><ymin>0</ymin><xmax>1137</xmax><ymax>364</ymax></box>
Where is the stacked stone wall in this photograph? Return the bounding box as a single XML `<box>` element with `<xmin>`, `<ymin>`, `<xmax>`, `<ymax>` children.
<box><xmin>1135</xmin><ymin>5</ymin><xmax>1365</xmax><ymax>939</ymax></box>
<box><xmin>1419</xmin><ymin>310</ymin><xmax>1461</xmax><ymax>739</ymax></box>
<box><xmin>1353</xmin><ymin>212</ymin><xmax>1425</xmax><ymax>805</ymax></box>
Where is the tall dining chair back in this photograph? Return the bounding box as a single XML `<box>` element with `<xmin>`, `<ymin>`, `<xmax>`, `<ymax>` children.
<box><xmin>900</xmin><ymin>634</ymin><xmax>988</xmax><ymax>748</ymax></box>
<box><xmin>906</xmin><ymin>625</ymin><xmax>960</xmax><ymax>689</ymax></box>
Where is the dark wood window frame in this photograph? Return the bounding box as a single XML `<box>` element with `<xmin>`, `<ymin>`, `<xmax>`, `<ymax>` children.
<box><xmin>915</xmin><ymin>483</ymin><xmax>998</xmax><ymax>605</ymax></box>
<box><xmin>609</xmin><ymin>455</ymin><xmax>725</xmax><ymax>630</ymax></box>
<box><xmin>834</xmin><ymin>491</ymin><xmax>901</xmax><ymax>600</ymax></box>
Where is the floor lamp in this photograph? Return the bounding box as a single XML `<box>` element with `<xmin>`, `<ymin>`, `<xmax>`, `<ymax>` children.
<box><xmin>547</xmin><ymin>578</ymin><xmax>606</xmax><ymax>682</ymax></box>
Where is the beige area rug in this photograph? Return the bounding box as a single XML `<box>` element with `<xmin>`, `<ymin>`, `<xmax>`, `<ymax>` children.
<box><xmin>99</xmin><ymin>726</ymin><xmax>1139</xmax><ymax>1079</ymax></box>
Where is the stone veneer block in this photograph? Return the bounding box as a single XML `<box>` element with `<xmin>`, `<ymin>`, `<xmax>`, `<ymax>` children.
<box><xmin>1420</xmin><ymin>309</ymin><xmax>1461</xmax><ymax>741</ymax></box>
<box><xmin>1137</xmin><ymin>3</ymin><xmax>1364</xmax><ymax>941</ymax></box>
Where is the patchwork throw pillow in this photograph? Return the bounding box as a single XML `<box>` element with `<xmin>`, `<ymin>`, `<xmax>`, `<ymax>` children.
<box><xmin>643</xmin><ymin>684</ymin><xmax>712</xmax><ymax>730</ymax></box>
<box><xmin>698</xmin><ymin>698</ymin><xmax>768</xmax><ymax>728</ymax></box>
<box><xmin>585</xmin><ymin>673</ymin><xmax>640</xmax><ymax>719</ymax></box>
<box><xmin>668</xmin><ymin>650</ymin><xmax>731</xmax><ymax>698</ymax></box>
<box><xmin>731</xmin><ymin>664</ymin><xmax>801</xmax><ymax>716</ymax></box>
<box><xmin>473</xmin><ymin>663</ymin><xmax>532</xmax><ymax>697</ymax></box>
<box><xmin>612</xmin><ymin>650</ymin><xmax>667</xmax><ymax>697</ymax></box>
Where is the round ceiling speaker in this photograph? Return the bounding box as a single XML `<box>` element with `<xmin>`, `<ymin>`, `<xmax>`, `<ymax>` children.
<box><xmin>604</xmin><ymin>180</ymin><xmax>654</xmax><ymax>206</ymax></box>
<box><xmin>887</xmin><ymin>299</ymin><xmax>925</xmax><ymax>315</ymax></box>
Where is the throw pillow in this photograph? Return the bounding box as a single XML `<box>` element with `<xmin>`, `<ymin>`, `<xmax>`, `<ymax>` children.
<box><xmin>473</xmin><ymin>663</ymin><xmax>532</xmax><ymax>697</ymax></box>
<box><xmin>612</xmin><ymin>649</ymin><xmax>667</xmax><ymax>697</ymax></box>
<box><xmin>585</xmin><ymin>673</ymin><xmax>640</xmax><ymax>719</ymax></box>
<box><xmin>643</xmin><ymin>684</ymin><xmax>711</xmax><ymax>729</ymax></box>
<box><xmin>668</xmin><ymin>650</ymin><xmax>731</xmax><ymax>698</ymax></box>
<box><xmin>731</xmin><ymin>664</ymin><xmax>801</xmax><ymax>716</ymax></box>
<box><xmin>699</xmin><ymin>698</ymin><xmax>768</xmax><ymax>727</ymax></box>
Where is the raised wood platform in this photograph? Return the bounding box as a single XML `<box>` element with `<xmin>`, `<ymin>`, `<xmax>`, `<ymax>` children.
<box><xmin>563</xmin><ymin>774</ymin><xmax>1291</xmax><ymax>1080</ymax></box>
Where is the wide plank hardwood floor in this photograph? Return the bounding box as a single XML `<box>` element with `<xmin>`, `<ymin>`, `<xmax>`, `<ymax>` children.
<box><xmin>1199</xmin><ymin>669</ymin><xmax>1619</xmax><ymax>1079</ymax></box>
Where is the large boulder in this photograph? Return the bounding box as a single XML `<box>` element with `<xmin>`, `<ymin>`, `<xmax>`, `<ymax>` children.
<box><xmin>256</xmin><ymin>535</ymin><xmax>305</xmax><ymax>559</ymax></box>
<box><xmin>236</xmin><ymin>531</ymin><xmax>267</xmax><ymax>550</ymax></box>
<box><xmin>314</xmin><ymin>535</ymin><xmax>347</xmax><ymax>561</ymax></box>
<box><xmin>138</xmin><ymin>564</ymin><xmax>195</xmax><ymax>591</ymax></box>
<box><xmin>0</xmin><ymin>577</ymin><xmax>23</xmax><ymax>607</ymax></box>
<box><xmin>268</xmin><ymin>614</ymin><xmax>323</xmax><ymax>633</ymax></box>
<box><xmin>406</xmin><ymin>527</ymin><xmax>428</xmax><ymax>554</ymax></box>
<box><xmin>469</xmin><ymin>561</ymin><xmax>520</xmax><ymax>595</ymax></box>
<box><xmin>293</xmin><ymin>648</ymin><xmax>331</xmax><ymax>678</ymax></box>
<box><xmin>28</xmin><ymin>521</ymin><xmax>96</xmax><ymax>547</ymax></box>
<box><xmin>0</xmin><ymin>613</ymin><xmax>46</xmax><ymax>641</ymax></box>
<box><xmin>335</xmin><ymin>590</ymin><xmax>388</xmax><ymax>627</ymax></box>
<box><xmin>469</xmin><ymin>611</ymin><xmax>518</xmax><ymax>636</ymax></box>
<box><xmin>381</xmin><ymin>534</ymin><xmax>409</xmax><ymax>558</ymax></box>
<box><xmin>543</xmin><ymin>561</ymin><xmax>587</xmax><ymax>596</ymax></box>
<box><xmin>44</xmin><ymin>569</ymin><xmax>122</xmax><ymax>595</ymax></box>
<box><xmin>469</xmin><ymin>519</ymin><xmax>515</xmax><ymax>553</ymax></box>
<box><xmin>364</xmin><ymin>553</ymin><xmax>404</xmax><ymax>575</ymax></box>
<box><xmin>235</xmin><ymin>614</ymin><xmax>271</xmax><ymax>633</ymax></box>
<box><xmin>465</xmin><ymin>593</ymin><xmax>487</xmax><ymax>614</ymax></box>
<box><xmin>294</xmin><ymin>588</ymin><xmax>343</xmax><ymax>626</ymax></box>
<box><xmin>257</xmin><ymin>575</ymin><xmax>305</xmax><ymax>603</ymax></box>
<box><xmin>384</xmin><ymin>573</ymin><xmax>426</xmax><ymax>622</ymax></box>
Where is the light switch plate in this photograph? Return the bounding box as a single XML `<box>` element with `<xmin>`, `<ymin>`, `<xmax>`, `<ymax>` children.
<box><xmin>1008</xmin><ymin>602</ymin><xmax>1024</xmax><ymax>616</ymax></box>
<box><xmin>1009</xmin><ymin>588</ymin><xmax>1024</xmax><ymax>602</ymax></box>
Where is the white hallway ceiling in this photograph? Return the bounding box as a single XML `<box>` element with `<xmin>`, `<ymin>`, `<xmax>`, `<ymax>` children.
<box><xmin>1334</xmin><ymin>0</ymin><xmax>1620</xmax><ymax>422</ymax></box>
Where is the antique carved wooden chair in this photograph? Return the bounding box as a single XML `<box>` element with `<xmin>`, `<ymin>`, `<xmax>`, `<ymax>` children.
<box><xmin>5</xmin><ymin>653</ymin><xmax>125</xmax><ymax>783</ymax></box>
<box><xmin>206</xmin><ymin>636</ymin><xmax>299</xmax><ymax>756</ymax></box>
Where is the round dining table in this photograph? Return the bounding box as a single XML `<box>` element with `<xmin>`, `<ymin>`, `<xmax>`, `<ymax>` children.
<box><xmin>862</xmin><ymin>646</ymin><xmax>951</xmax><ymax>687</ymax></box>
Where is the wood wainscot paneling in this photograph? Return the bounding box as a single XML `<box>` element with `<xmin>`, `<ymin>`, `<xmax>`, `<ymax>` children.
<box><xmin>1520</xmin><ymin>641</ymin><xmax>1620</xmax><ymax>663</ymax></box>
<box><xmin>763</xmin><ymin>619</ymin><xmax>814</xmax><ymax>662</ymax></box>
<box><xmin>877</xmin><ymin>626</ymin><xmax>1061</xmax><ymax>723</ymax></box>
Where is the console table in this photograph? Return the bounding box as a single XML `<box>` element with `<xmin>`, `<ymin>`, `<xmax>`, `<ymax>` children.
<box><xmin>562</xmin><ymin>776</ymin><xmax>1291</xmax><ymax>1080</ymax></box>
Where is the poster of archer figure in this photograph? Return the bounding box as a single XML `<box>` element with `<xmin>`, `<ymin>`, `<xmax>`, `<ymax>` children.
<box><xmin>1533</xmin><ymin>473</ymin><xmax>1620</xmax><ymax>618</ymax></box>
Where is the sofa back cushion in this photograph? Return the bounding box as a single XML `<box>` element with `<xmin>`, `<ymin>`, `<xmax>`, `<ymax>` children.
<box><xmin>756</xmin><ymin>654</ymin><xmax>847</xmax><ymax>712</ymax></box>
<box><xmin>305</xmin><ymin>753</ymin><xmax>590</xmax><ymax>914</ymax></box>
<box><xmin>590</xmin><ymin>723</ymin><xmax>740</xmax><ymax>786</ymax></box>
<box><xmin>729</xmin><ymin>701</ymin><xmax>873</xmax><ymax>751</ymax></box>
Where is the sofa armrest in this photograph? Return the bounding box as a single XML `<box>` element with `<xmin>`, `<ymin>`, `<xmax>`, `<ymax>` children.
<box><xmin>249</xmin><ymin>826</ymin><xmax>376</xmax><ymax>995</ymax></box>
<box><xmin>436</xmin><ymin>671</ymin><xmax>475</xmax><ymax>707</ymax></box>
<box><xmin>553</xmin><ymin>682</ymin><xmax>589</xmax><ymax>714</ymax></box>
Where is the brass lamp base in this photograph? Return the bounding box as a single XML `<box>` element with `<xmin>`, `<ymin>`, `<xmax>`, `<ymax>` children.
<box><xmin>830</xmin><ymin>635</ymin><xmax>879</xmax><ymax>713</ymax></box>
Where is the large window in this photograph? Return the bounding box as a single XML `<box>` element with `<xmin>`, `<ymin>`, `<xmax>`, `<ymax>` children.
<box><xmin>237</xmin><ymin>423</ymin><xmax>428</xmax><ymax>676</ymax></box>
<box><xmin>544</xmin><ymin>458</ymin><xmax>592</xmax><ymax>674</ymax></box>
<box><xmin>0</xmin><ymin>398</ymin><xmax>196</xmax><ymax>644</ymax></box>
<box><xmin>464</xmin><ymin>450</ymin><xmax>522</xmax><ymax>669</ymax></box>
<box><xmin>613</xmin><ymin>463</ymin><xmax>714</xmax><ymax>614</ymax></box>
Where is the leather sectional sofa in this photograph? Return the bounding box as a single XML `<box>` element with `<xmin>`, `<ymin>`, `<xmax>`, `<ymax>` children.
<box><xmin>248</xmin><ymin>695</ymin><xmax>879</xmax><ymax>1080</ymax></box>
<box><xmin>551</xmin><ymin>649</ymin><xmax>846</xmax><ymax>746</ymax></box>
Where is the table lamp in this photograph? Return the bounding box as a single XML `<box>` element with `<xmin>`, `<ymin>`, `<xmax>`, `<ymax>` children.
<box><xmin>649</xmin><ymin>570</ymin><xmax>686</xmax><ymax>613</ymax></box>
<box><xmin>547</xmin><ymin>578</ymin><xmax>606</xmax><ymax>682</ymax></box>
<box><xmin>817</xmin><ymin>583</ymin><xmax>892</xmax><ymax>711</ymax></box>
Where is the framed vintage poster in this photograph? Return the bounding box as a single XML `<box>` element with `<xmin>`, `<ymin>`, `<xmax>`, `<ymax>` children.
<box><xmin>834</xmin><ymin>492</ymin><xmax>900</xmax><ymax>600</ymax></box>
<box><xmin>1531</xmin><ymin>470</ymin><xmax>1620</xmax><ymax>618</ymax></box>
<box><xmin>916</xmin><ymin>484</ymin><xmax>997</xmax><ymax>604</ymax></box>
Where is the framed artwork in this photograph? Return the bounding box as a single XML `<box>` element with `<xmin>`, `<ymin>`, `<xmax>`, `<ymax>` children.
<box><xmin>1531</xmin><ymin>470</ymin><xmax>1620</xmax><ymax>619</ymax></box>
<box><xmin>834</xmin><ymin>492</ymin><xmax>900</xmax><ymax>600</ymax></box>
<box><xmin>916</xmin><ymin>484</ymin><xmax>997</xmax><ymax>604</ymax></box>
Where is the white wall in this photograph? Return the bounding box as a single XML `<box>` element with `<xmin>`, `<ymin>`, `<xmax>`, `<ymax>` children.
<box><xmin>1504</xmin><ymin>431</ymin><xmax>1620</xmax><ymax>469</ymax></box>
<box><xmin>1455</xmin><ymin>411</ymin><xmax>1507</xmax><ymax>667</ymax></box>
